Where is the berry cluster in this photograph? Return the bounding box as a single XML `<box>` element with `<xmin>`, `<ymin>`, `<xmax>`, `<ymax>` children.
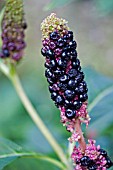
<box><xmin>0</xmin><ymin>0</ymin><xmax>27</xmax><ymax>62</ymax></box>
<box><xmin>72</xmin><ymin>140</ymin><xmax>113</xmax><ymax>170</ymax></box>
<box><xmin>41</xmin><ymin>30</ymin><xmax>88</xmax><ymax>120</ymax></box>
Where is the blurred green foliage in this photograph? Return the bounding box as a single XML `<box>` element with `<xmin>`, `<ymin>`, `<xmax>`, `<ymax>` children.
<box><xmin>0</xmin><ymin>67</ymin><xmax>113</xmax><ymax>169</ymax></box>
<box><xmin>44</xmin><ymin>0</ymin><xmax>113</xmax><ymax>15</ymax></box>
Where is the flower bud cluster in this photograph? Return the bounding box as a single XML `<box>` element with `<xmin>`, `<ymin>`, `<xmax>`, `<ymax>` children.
<box><xmin>0</xmin><ymin>0</ymin><xmax>27</xmax><ymax>62</ymax></box>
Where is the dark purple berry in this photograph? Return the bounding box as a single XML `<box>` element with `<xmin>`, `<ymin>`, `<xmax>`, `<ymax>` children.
<box><xmin>50</xmin><ymin>32</ymin><xmax>59</xmax><ymax>40</ymax></box>
<box><xmin>57</xmin><ymin>38</ymin><xmax>66</xmax><ymax>47</ymax></box>
<box><xmin>49</xmin><ymin>86</ymin><xmax>54</xmax><ymax>92</ymax></box>
<box><xmin>61</xmin><ymin>51</ymin><xmax>69</xmax><ymax>60</ymax></box>
<box><xmin>64</xmin><ymin>89</ymin><xmax>75</xmax><ymax>100</ymax></box>
<box><xmin>49</xmin><ymin>60</ymin><xmax>57</xmax><ymax>69</ymax></box>
<box><xmin>57</xmin><ymin>59</ymin><xmax>67</xmax><ymax>69</ymax></box>
<box><xmin>72</xmin><ymin>58</ymin><xmax>80</xmax><ymax>68</ymax></box>
<box><xmin>51</xmin><ymin>92</ymin><xmax>57</xmax><ymax>100</ymax></box>
<box><xmin>78</xmin><ymin>85</ymin><xmax>85</xmax><ymax>94</ymax></box>
<box><xmin>65</xmin><ymin>100</ymin><xmax>73</xmax><ymax>108</ymax></box>
<box><xmin>3</xmin><ymin>49</ymin><xmax>10</xmax><ymax>57</ymax></box>
<box><xmin>80</xmin><ymin>156</ymin><xmax>91</xmax><ymax>166</ymax></box>
<box><xmin>44</xmin><ymin>62</ymin><xmax>50</xmax><ymax>68</ymax></box>
<box><xmin>68</xmin><ymin>31</ymin><xmax>73</xmax><ymax>41</ymax></box>
<box><xmin>47</xmin><ymin>78</ymin><xmax>54</xmax><ymax>84</ymax></box>
<box><xmin>79</xmin><ymin>93</ymin><xmax>88</xmax><ymax>102</ymax></box>
<box><xmin>58</xmin><ymin>83</ymin><xmax>67</xmax><ymax>91</ymax></box>
<box><xmin>68</xmin><ymin>69</ymin><xmax>77</xmax><ymax>78</ymax></box>
<box><xmin>22</xmin><ymin>22</ymin><xmax>27</xmax><ymax>29</ymax></box>
<box><xmin>105</xmin><ymin>156</ymin><xmax>113</xmax><ymax>168</ymax></box>
<box><xmin>73</xmin><ymin>100</ymin><xmax>82</xmax><ymax>110</ymax></box>
<box><xmin>54</xmin><ymin>69</ymin><xmax>62</xmax><ymax>77</ymax></box>
<box><xmin>46</xmin><ymin>49</ymin><xmax>54</xmax><ymax>58</ymax></box>
<box><xmin>45</xmin><ymin>69</ymin><xmax>53</xmax><ymax>78</ymax></box>
<box><xmin>68</xmin><ymin>79</ymin><xmax>77</xmax><ymax>89</ymax></box>
<box><xmin>88</xmin><ymin>164</ymin><xmax>97</xmax><ymax>170</ymax></box>
<box><xmin>69</xmin><ymin>41</ymin><xmax>77</xmax><ymax>49</ymax></box>
<box><xmin>41</xmin><ymin>48</ymin><xmax>46</xmax><ymax>56</ymax></box>
<box><xmin>65</xmin><ymin>109</ymin><xmax>76</xmax><ymax>119</ymax></box>
<box><xmin>55</xmin><ymin>95</ymin><xmax>64</xmax><ymax>105</ymax></box>
<box><xmin>98</xmin><ymin>149</ymin><xmax>107</xmax><ymax>157</ymax></box>
<box><xmin>59</xmin><ymin>75</ymin><xmax>68</xmax><ymax>82</ymax></box>
<box><xmin>76</xmin><ymin>72</ymin><xmax>84</xmax><ymax>83</ymax></box>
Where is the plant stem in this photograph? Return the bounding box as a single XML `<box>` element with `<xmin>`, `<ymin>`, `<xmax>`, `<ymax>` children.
<box><xmin>75</xmin><ymin>119</ymin><xmax>86</xmax><ymax>152</ymax></box>
<box><xmin>9</xmin><ymin>71</ymin><xmax>71</xmax><ymax>169</ymax></box>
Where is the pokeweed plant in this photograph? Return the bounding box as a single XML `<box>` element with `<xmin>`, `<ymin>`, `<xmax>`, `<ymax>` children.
<box><xmin>0</xmin><ymin>1</ymin><xmax>113</xmax><ymax>170</ymax></box>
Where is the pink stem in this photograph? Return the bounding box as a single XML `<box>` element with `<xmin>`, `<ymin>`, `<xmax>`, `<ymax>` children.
<box><xmin>75</xmin><ymin>118</ymin><xmax>86</xmax><ymax>152</ymax></box>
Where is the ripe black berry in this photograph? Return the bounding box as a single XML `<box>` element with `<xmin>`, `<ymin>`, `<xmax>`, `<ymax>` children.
<box><xmin>68</xmin><ymin>69</ymin><xmax>77</xmax><ymax>78</ymax></box>
<box><xmin>47</xmin><ymin>78</ymin><xmax>54</xmax><ymax>84</ymax></box>
<box><xmin>72</xmin><ymin>58</ymin><xmax>80</xmax><ymax>68</ymax></box>
<box><xmin>80</xmin><ymin>156</ymin><xmax>91</xmax><ymax>166</ymax></box>
<box><xmin>65</xmin><ymin>109</ymin><xmax>76</xmax><ymax>119</ymax></box>
<box><xmin>99</xmin><ymin>149</ymin><xmax>107</xmax><ymax>157</ymax></box>
<box><xmin>59</xmin><ymin>75</ymin><xmax>68</xmax><ymax>82</ymax></box>
<box><xmin>50</xmin><ymin>32</ymin><xmax>59</xmax><ymax>40</ymax></box>
<box><xmin>58</xmin><ymin>83</ymin><xmax>67</xmax><ymax>91</ymax></box>
<box><xmin>105</xmin><ymin>156</ymin><xmax>113</xmax><ymax>168</ymax></box>
<box><xmin>51</xmin><ymin>92</ymin><xmax>58</xmax><ymax>100</ymax></box>
<box><xmin>69</xmin><ymin>41</ymin><xmax>77</xmax><ymax>49</ymax></box>
<box><xmin>3</xmin><ymin>49</ymin><xmax>10</xmax><ymax>57</ymax></box>
<box><xmin>73</xmin><ymin>100</ymin><xmax>82</xmax><ymax>110</ymax></box>
<box><xmin>55</xmin><ymin>95</ymin><xmax>64</xmax><ymax>106</ymax></box>
<box><xmin>57</xmin><ymin>38</ymin><xmax>66</xmax><ymax>47</ymax></box>
<box><xmin>65</xmin><ymin>100</ymin><xmax>73</xmax><ymax>108</ymax></box>
<box><xmin>57</xmin><ymin>59</ymin><xmax>67</xmax><ymax>69</ymax></box>
<box><xmin>41</xmin><ymin>48</ymin><xmax>46</xmax><ymax>56</ymax></box>
<box><xmin>64</xmin><ymin>89</ymin><xmax>75</xmax><ymax>100</ymax></box>
<box><xmin>79</xmin><ymin>93</ymin><xmax>88</xmax><ymax>102</ymax></box>
<box><xmin>88</xmin><ymin>164</ymin><xmax>97</xmax><ymax>170</ymax></box>
<box><xmin>67</xmin><ymin>31</ymin><xmax>73</xmax><ymax>41</ymax></box>
<box><xmin>49</xmin><ymin>60</ymin><xmax>57</xmax><ymax>69</ymax></box>
<box><xmin>49</xmin><ymin>86</ymin><xmax>54</xmax><ymax>92</ymax></box>
<box><xmin>46</xmin><ymin>49</ymin><xmax>54</xmax><ymax>58</ymax></box>
<box><xmin>68</xmin><ymin>79</ymin><xmax>77</xmax><ymax>89</ymax></box>
<box><xmin>45</xmin><ymin>69</ymin><xmax>53</xmax><ymax>78</ymax></box>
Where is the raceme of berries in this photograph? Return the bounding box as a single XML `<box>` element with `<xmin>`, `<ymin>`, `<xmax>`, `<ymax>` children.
<box><xmin>41</xmin><ymin>14</ymin><xmax>90</xmax><ymax>138</ymax></box>
<box><xmin>41</xmin><ymin>13</ymin><xmax>113</xmax><ymax>170</ymax></box>
<box><xmin>71</xmin><ymin>140</ymin><xmax>113</xmax><ymax>170</ymax></box>
<box><xmin>0</xmin><ymin>0</ymin><xmax>27</xmax><ymax>62</ymax></box>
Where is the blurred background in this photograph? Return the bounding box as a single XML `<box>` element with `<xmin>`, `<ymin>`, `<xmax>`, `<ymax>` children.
<box><xmin>0</xmin><ymin>0</ymin><xmax>113</xmax><ymax>169</ymax></box>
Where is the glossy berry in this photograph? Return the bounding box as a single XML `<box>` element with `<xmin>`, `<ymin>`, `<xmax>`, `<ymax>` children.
<box><xmin>88</xmin><ymin>164</ymin><xmax>97</xmax><ymax>170</ymax></box>
<box><xmin>99</xmin><ymin>149</ymin><xmax>107</xmax><ymax>157</ymax></box>
<box><xmin>69</xmin><ymin>41</ymin><xmax>77</xmax><ymax>49</ymax></box>
<box><xmin>79</xmin><ymin>93</ymin><xmax>88</xmax><ymax>102</ymax></box>
<box><xmin>3</xmin><ymin>49</ymin><xmax>10</xmax><ymax>57</ymax></box>
<box><xmin>65</xmin><ymin>109</ymin><xmax>76</xmax><ymax>119</ymax></box>
<box><xmin>80</xmin><ymin>156</ymin><xmax>91</xmax><ymax>166</ymax></box>
<box><xmin>65</xmin><ymin>100</ymin><xmax>73</xmax><ymax>108</ymax></box>
<box><xmin>57</xmin><ymin>38</ymin><xmax>66</xmax><ymax>47</ymax></box>
<box><xmin>46</xmin><ymin>49</ymin><xmax>54</xmax><ymax>58</ymax></box>
<box><xmin>59</xmin><ymin>75</ymin><xmax>68</xmax><ymax>82</ymax></box>
<box><xmin>41</xmin><ymin>48</ymin><xmax>46</xmax><ymax>56</ymax></box>
<box><xmin>105</xmin><ymin>156</ymin><xmax>113</xmax><ymax>168</ymax></box>
<box><xmin>73</xmin><ymin>100</ymin><xmax>82</xmax><ymax>110</ymax></box>
<box><xmin>45</xmin><ymin>69</ymin><xmax>53</xmax><ymax>78</ymax></box>
<box><xmin>50</xmin><ymin>32</ymin><xmax>59</xmax><ymax>40</ymax></box>
<box><xmin>55</xmin><ymin>95</ymin><xmax>64</xmax><ymax>106</ymax></box>
<box><xmin>68</xmin><ymin>69</ymin><xmax>77</xmax><ymax>78</ymax></box>
<box><xmin>68</xmin><ymin>79</ymin><xmax>77</xmax><ymax>89</ymax></box>
<box><xmin>51</xmin><ymin>92</ymin><xmax>58</xmax><ymax>100</ymax></box>
<box><xmin>64</xmin><ymin>89</ymin><xmax>75</xmax><ymax>100</ymax></box>
<box><xmin>49</xmin><ymin>86</ymin><xmax>54</xmax><ymax>92</ymax></box>
<box><xmin>57</xmin><ymin>59</ymin><xmax>67</xmax><ymax>69</ymax></box>
<box><xmin>49</xmin><ymin>60</ymin><xmax>57</xmax><ymax>69</ymax></box>
<box><xmin>67</xmin><ymin>31</ymin><xmax>73</xmax><ymax>41</ymax></box>
<box><xmin>47</xmin><ymin>78</ymin><xmax>54</xmax><ymax>84</ymax></box>
<box><xmin>58</xmin><ymin>83</ymin><xmax>67</xmax><ymax>91</ymax></box>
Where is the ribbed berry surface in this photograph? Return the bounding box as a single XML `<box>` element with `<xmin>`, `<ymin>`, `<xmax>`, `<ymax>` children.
<box><xmin>41</xmin><ymin>30</ymin><xmax>88</xmax><ymax>120</ymax></box>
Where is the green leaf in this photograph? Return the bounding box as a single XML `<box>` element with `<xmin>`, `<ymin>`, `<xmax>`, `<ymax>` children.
<box><xmin>43</xmin><ymin>0</ymin><xmax>75</xmax><ymax>11</ymax></box>
<box><xmin>84</xmin><ymin>67</ymin><xmax>113</xmax><ymax>134</ymax></box>
<box><xmin>0</xmin><ymin>137</ymin><xmax>64</xmax><ymax>170</ymax></box>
